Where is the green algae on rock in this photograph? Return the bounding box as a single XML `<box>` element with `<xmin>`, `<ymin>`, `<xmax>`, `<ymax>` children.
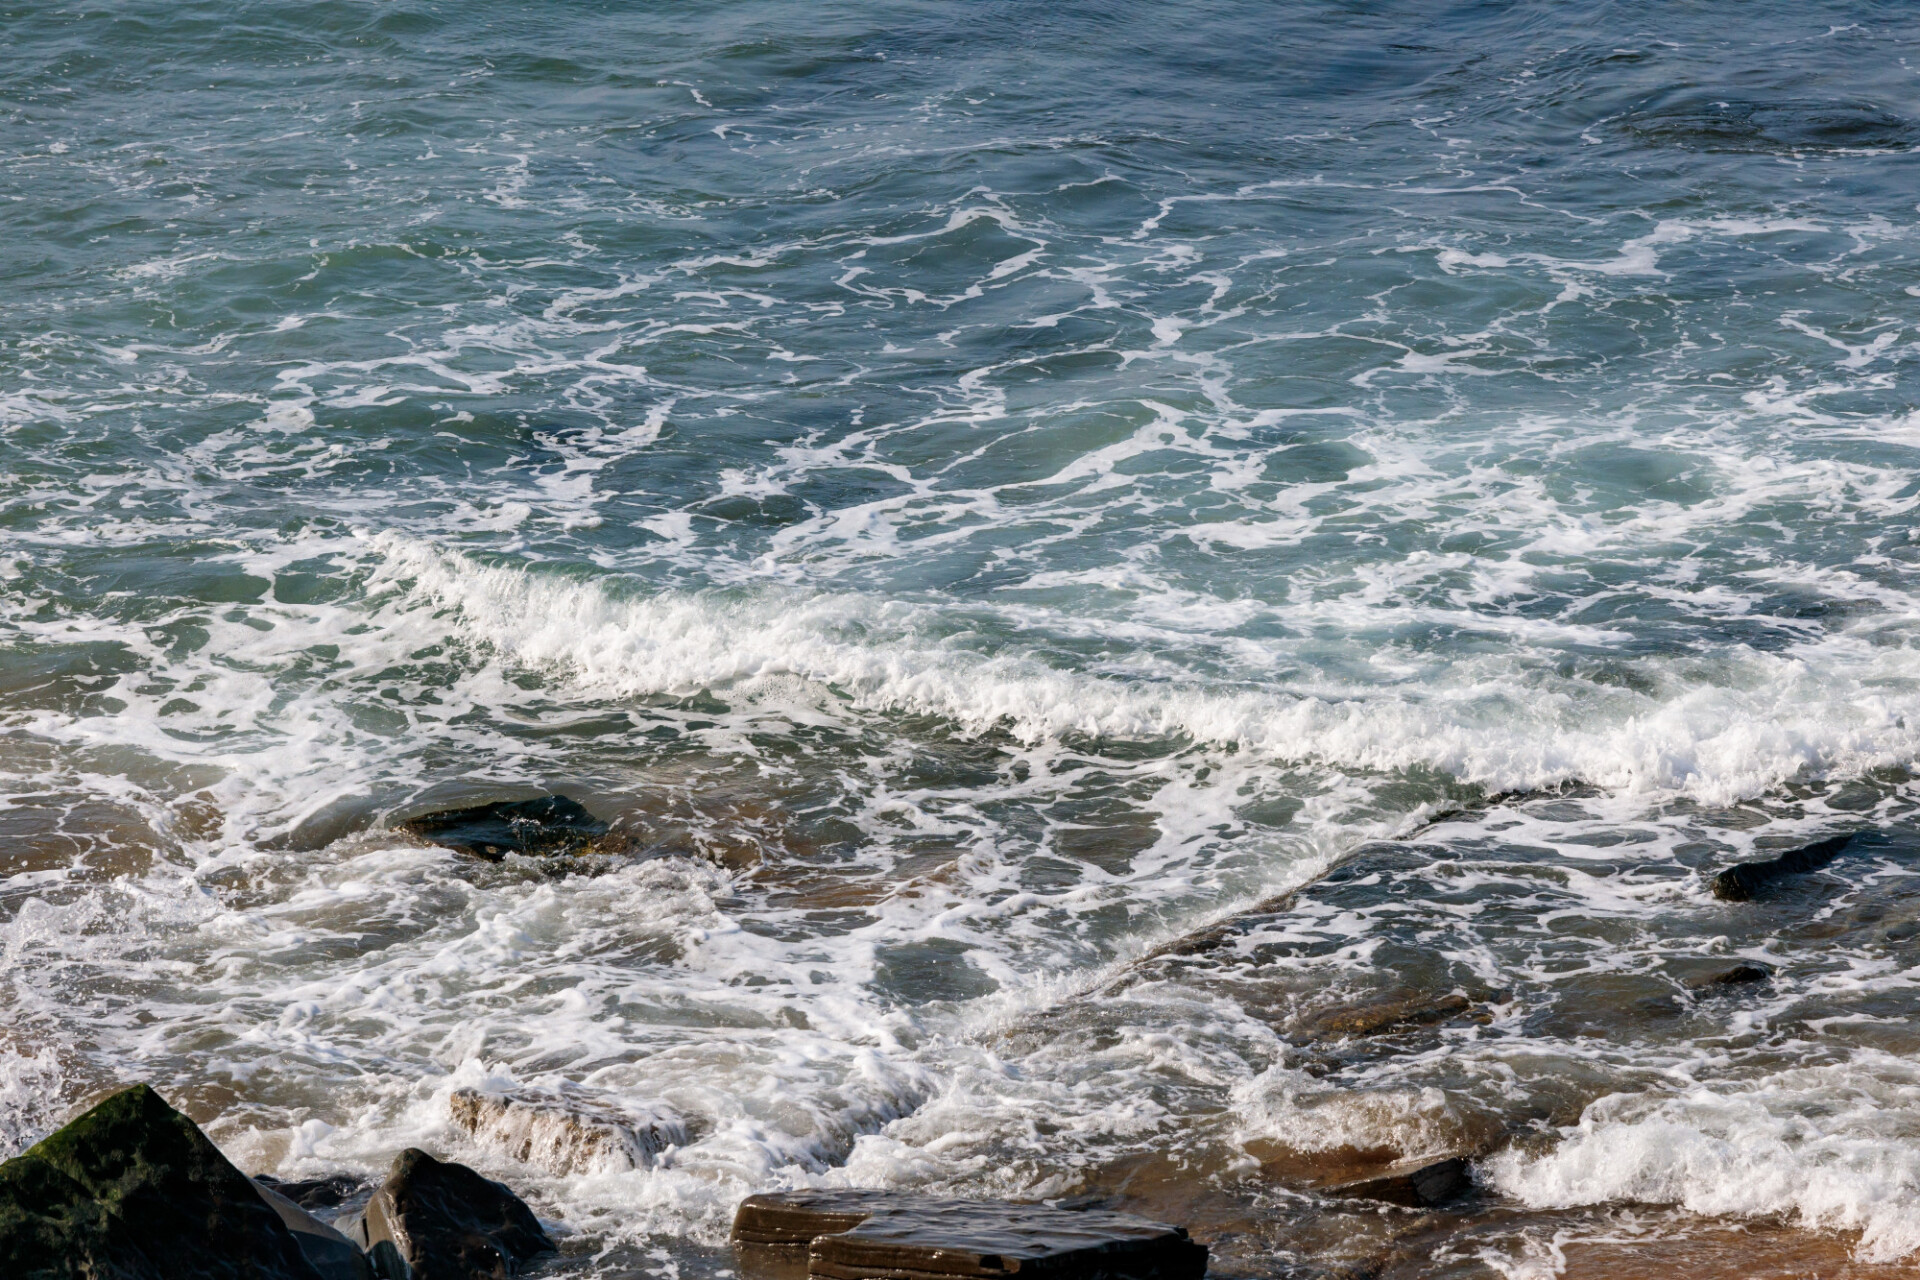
<box><xmin>0</xmin><ymin>1084</ymin><xmax>323</xmax><ymax>1280</ymax></box>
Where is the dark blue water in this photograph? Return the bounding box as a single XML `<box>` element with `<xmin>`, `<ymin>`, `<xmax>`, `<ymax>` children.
<box><xmin>7</xmin><ymin>3</ymin><xmax>1920</xmax><ymax>1274</ymax></box>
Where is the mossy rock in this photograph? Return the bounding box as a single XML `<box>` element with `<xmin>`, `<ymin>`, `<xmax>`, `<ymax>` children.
<box><xmin>0</xmin><ymin>1084</ymin><xmax>324</xmax><ymax>1280</ymax></box>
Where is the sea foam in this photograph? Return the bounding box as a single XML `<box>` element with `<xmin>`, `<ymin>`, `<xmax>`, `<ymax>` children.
<box><xmin>1487</xmin><ymin>1056</ymin><xmax>1920</xmax><ymax>1262</ymax></box>
<box><xmin>367</xmin><ymin>532</ymin><xmax>1920</xmax><ymax>807</ymax></box>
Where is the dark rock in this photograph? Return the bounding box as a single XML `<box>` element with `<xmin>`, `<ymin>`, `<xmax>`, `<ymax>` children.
<box><xmin>1710</xmin><ymin>833</ymin><xmax>1855</xmax><ymax>901</ymax></box>
<box><xmin>254</xmin><ymin>1175</ymin><xmax>370</xmax><ymax>1212</ymax></box>
<box><xmin>343</xmin><ymin>1149</ymin><xmax>553</xmax><ymax>1280</ymax></box>
<box><xmin>399</xmin><ymin>796</ymin><xmax>607</xmax><ymax>861</ymax></box>
<box><xmin>254</xmin><ymin>1182</ymin><xmax>373</xmax><ymax>1280</ymax></box>
<box><xmin>1318</xmin><ymin>1156</ymin><xmax>1471</xmax><ymax>1208</ymax></box>
<box><xmin>731</xmin><ymin>1189</ymin><xmax>1207</xmax><ymax>1280</ymax></box>
<box><xmin>0</xmin><ymin>1082</ymin><xmax>325</xmax><ymax>1280</ymax></box>
<box><xmin>1688</xmin><ymin>963</ymin><xmax>1772</xmax><ymax>989</ymax></box>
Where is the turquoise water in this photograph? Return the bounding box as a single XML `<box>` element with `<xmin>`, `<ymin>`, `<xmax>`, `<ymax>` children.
<box><xmin>7</xmin><ymin>2</ymin><xmax>1920</xmax><ymax>1274</ymax></box>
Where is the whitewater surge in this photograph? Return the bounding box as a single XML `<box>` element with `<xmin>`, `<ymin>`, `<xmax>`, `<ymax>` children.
<box><xmin>1488</xmin><ymin>1057</ymin><xmax>1920</xmax><ymax>1262</ymax></box>
<box><xmin>371</xmin><ymin>532</ymin><xmax>1920</xmax><ymax>806</ymax></box>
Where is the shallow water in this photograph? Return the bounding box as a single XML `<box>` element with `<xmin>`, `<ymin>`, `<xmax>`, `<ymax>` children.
<box><xmin>6</xmin><ymin>1</ymin><xmax>1920</xmax><ymax>1274</ymax></box>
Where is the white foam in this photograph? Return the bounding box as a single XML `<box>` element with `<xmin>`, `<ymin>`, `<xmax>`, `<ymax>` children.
<box><xmin>363</xmin><ymin>533</ymin><xmax>1920</xmax><ymax>806</ymax></box>
<box><xmin>1487</xmin><ymin>1055</ymin><xmax>1920</xmax><ymax>1261</ymax></box>
<box><xmin>0</xmin><ymin>1046</ymin><xmax>67</xmax><ymax>1160</ymax></box>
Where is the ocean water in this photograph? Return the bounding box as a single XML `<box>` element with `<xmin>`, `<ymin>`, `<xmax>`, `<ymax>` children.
<box><xmin>6</xmin><ymin>1</ymin><xmax>1920</xmax><ymax>1274</ymax></box>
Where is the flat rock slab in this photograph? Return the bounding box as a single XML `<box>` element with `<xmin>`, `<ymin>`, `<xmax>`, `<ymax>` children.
<box><xmin>734</xmin><ymin>1189</ymin><xmax>902</xmax><ymax>1248</ymax></box>
<box><xmin>400</xmin><ymin>796</ymin><xmax>607</xmax><ymax>861</ymax></box>
<box><xmin>733</xmin><ymin>1190</ymin><xmax>1207</xmax><ymax>1280</ymax></box>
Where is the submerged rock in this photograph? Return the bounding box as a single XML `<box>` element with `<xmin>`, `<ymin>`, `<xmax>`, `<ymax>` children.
<box><xmin>1687</xmin><ymin>962</ymin><xmax>1772</xmax><ymax>990</ymax></box>
<box><xmin>1296</xmin><ymin>991</ymin><xmax>1480</xmax><ymax>1041</ymax></box>
<box><xmin>399</xmin><ymin>796</ymin><xmax>607</xmax><ymax>862</ymax></box>
<box><xmin>0</xmin><ymin>1082</ymin><xmax>324</xmax><ymax>1280</ymax></box>
<box><xmin>1317</xmin><ymin>1155</ymin><xmax>1471</xmax><ymax>1208</ymax></box>
<box><xmin>1710</xmin><ymin>833</ymin><xmax>1855</xmax><ymax>901</ymax></box>
<box><xmin>448</xmin><ymin>1087</ymin><xmax>682</xmax><ymax>1177</ymax></box>
<box><xmin>343</xmin><ymin>1149</ymin><xmax>553</xmax><ymax>1280</ymax></box>
<box><xmin>732</xmin><ymin>1189</ymin><xmax>1207</xmax><ymax>1280</ymax></box>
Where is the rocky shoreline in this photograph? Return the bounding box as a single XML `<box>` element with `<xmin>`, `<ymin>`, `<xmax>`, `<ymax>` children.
<box><xmin>3</xmin><ymin>800</ymin><xmax>1911</xmax><ymax>1279</ymax></box>
<box><xmin>0</xmin><ymin>1084</ymin><xmax>554</xmax><ymax>1280</ymax></box>
<box><xmin>0</xmin><ymin>1083</ymin><xmax>1218</xmax><ymax>1280</ymax></box>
